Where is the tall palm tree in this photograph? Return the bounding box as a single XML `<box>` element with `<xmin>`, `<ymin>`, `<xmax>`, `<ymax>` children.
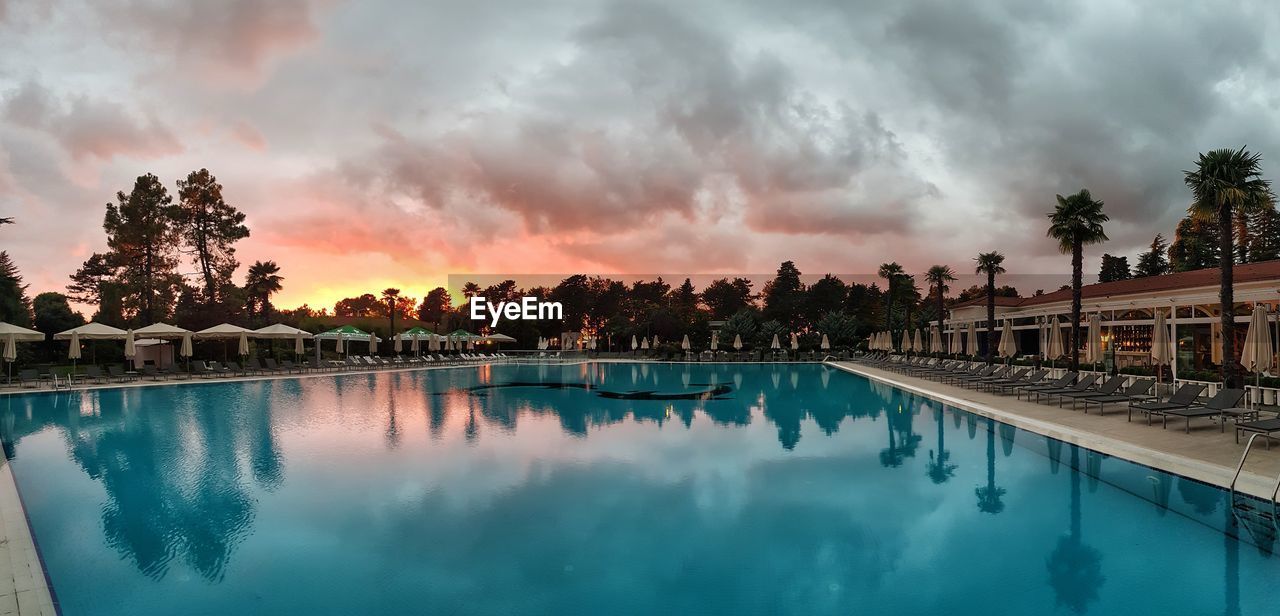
<box><xmin>878</xmin><ymin>262</ymin><xmax>905</xmax><ymax>337</ymax></box>
<box><xmin>1047</xmin><ymin>189</ymin><xmax>1109</xmax><ymax>372</ymax></box>
<box><xmin>1184</xmin><ymin>147</ymin><xmax>1274</xmax><ymax>388</ymax></box>
<box><xmin>925</xmin><ymin>265</ymin><xmax>956</xmax><ymax>354</ymax></box>
<box><xmin>244</xmin><ymin>260</ymin><xmax>283</xmax><ymax>321</ymax></box>
<box><xmin>974</xmin><ymin>252</ymin><xmax>1006</xmax><ymax>364</ymax></box>
<box><xmin>382</xmin><ymin>288</ymin><xmax>402</xmax><ymax>347</ymax></box>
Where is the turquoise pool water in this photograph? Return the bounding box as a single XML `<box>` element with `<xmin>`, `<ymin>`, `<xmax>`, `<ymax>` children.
<box><xmin>2</xmin><ymin>363</ymin><xmax>1277</xmax><ymax>615</ymax></box>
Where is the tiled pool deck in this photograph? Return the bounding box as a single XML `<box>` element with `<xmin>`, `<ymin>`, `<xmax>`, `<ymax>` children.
<box><xmin>1</xmin><ymin>358</ymin><xmax>1279</xmax><ymax>615</ymax></box>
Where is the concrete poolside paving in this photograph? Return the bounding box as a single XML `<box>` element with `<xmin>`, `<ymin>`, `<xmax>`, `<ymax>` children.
<box><xmin>830</xmin><ymin>361</ymin><xmax>1280</xmax><ymax>501</ymax></box>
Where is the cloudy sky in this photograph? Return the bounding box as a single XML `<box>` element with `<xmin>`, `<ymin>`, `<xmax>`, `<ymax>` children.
<box><xmin>2</xmin><ymin>0</ymin><xmax>1279</xmax><ymax>309</ymax></box>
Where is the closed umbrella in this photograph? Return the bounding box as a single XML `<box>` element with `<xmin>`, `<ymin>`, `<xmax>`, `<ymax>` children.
<box><xmin>368</xmin><ymin>332</ymin><xmax>378</xmax><ymax>355</ymax></box>
<box><xmin>2</xmin><ymin>334</ymin><xmax>14</xmax><ymax>384</ymax></box>
<box><xmin>949</xmin><ymin>326</ymin><xmax>961</xmax><ymax>355</ymax></box>
<box><xmin>124</xmin><ymin>329</ymin><xmax>136</xmax><ymax>368</ymax></box>
<box><xmin>997</xmin><ymin>320</ymin><xmax>1017</xmax><ymax>360</ymax></box>
<box><xmin>966</xmin><ymin>324</ymin><xmax>978</xmax><ymax>357</ymax></box>
<box><xmin>641</xmin><ymin>337</ymin><xmax>650</xmax><ymax>350</ymax></box>
<box><xmin>820</xmin><ymin>333</ymin><xmax>830</xmax><ymax>350</ymax></box>
<box><xmin>710</xmin><ymin>332</ymin><xmax>719</xmax><ymax>351</ymax></box>
<box><xmin>410</xmin><ymin>334</ymin><xmax>420</xmax><ymax>355</ymax></box>
<box><xmin>653</xmin><ymin>336</ymin><xmax>660</xmax><ymax>348</ymax></box>
<box><xmin>1241</xmin><ymin>305</ymin><xmax>1273</xmax><ymax>390</ymax></box>
<box><xmin>770</xmin><ymin>334</ymin><xmax>780</xmax><ymax>350</ymax></box>
<box><xmin>930</xmin><ymin>326</ymin><xmax>942</xmax><ymax>355</ymax></box>
<box><xmin>294</xmin><ymin>332</ymin><xmax>306</xmax><ymax>357</ymax></box>
<box><xmin>1084</xmin><ymin>313</ymin><xmax>1103</xmax><ymax>365</ymax></box>
<box><xmin>631</xmin><ymin>335</ymin><xmax>638</xmax><ymax>352</ymax></box>
<box><xmin>681</xmin><ymin>335</ymin><xmax>690</xmax><ymax>350</ymax></box>
<box><xmin>790</xmin><ymin>333</ymin><xmax>800</xmax><ymax>352</ymax></box>
<box><xmin>733</xmin><ymin>334</ymin><xmax>743</xmax><ymax>351</ymax></box>
<box><xmin>180</xmin><ymin>332</ymin><xmax>193</xmax><ymax>371</ymax></box>
<box><xmin>237</xmin><ymin>331</ymin><xmax>250</xmax><ymax>357</ymax></box>
<box><xmin>335</xmin><ymin>334</ymin><xmax>344</xmax><ymax>355</ymax></box>
<box><xmin>1151</xmin><ymin>309</ymin><xmax>1173</xmax><ymax>388</ymax></box>
<box><xmin>912</xmin><ymin>329</ymin><xmax>924</xmax><ymax>354</ymax></box>
<box><xmin>1045</xmin><ymin>317</ymin><xmax>1064</xmax><ymax>362</ymax></box>
<box><xmin>394</xmin><ymin>333</ymin><xmax>403</xmax><ymax>354</ymax></box>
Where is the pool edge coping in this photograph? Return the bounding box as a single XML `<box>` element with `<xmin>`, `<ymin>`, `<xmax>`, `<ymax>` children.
<box><xmin>0</xmin><ymin>460</ymin><xmax>57</xmax><ymax>615</ymax></box>
<box><xmin>826</xmin><ymin>361</ymin><xmax>1279</xmax><ymax>502</ymax></box>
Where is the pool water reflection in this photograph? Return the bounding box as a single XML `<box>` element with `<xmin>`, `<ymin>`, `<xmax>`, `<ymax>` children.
<box><xmin>1</xmin><ymin>363</ymin><xmax>1277</xmax><ymax>615</ymax></box>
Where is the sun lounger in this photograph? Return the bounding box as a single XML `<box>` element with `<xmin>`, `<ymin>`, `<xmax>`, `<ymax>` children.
<box><xmin>83</xmin><ymin>365</ymin><xmax>107</xmax><ymax>384</ymax></box>
<box><xmin>972</xmin><ymin>367</ymin><xmax>1025</xmax><ymax>390</ymax></box>
<box><xmin>17</xmin><ymin>369</ymin><xmax>40</xmax><ymax>388</ymax></box>
<box><xmin>1078</xmin><ymin>378</ymin><xmax>1154</xmax><ymax>415</ymax></box>
<box><xmin>988</xmin><ymin>369</ymin><xmax>1049</xmax><ymax>394</ymax></box>
<box><xmin>1032</xmin><ymin>374</ymin><xmax>1099</xmax><ymax>405</ymax></box>
<box><xmin>1129</xmin><ymin>383</ymin><xmax>1207</xmax><ymax>424</ymax></box>
<box><xmin>1056</xmin><ymin>375</ymin><xmax>1126</xmax><ymax>408</ymax></box>
<box><xmin>1015</xmin><ymin>372</ymin><xmax>1077</xmax><ymax>400</ymax></box>
<box><xmin>1235</xmin><ymin>416</ymin><xmax>1280</xmax><ymax>447</ymax></box>
<box><xmin>1160</xmin><ymin>388</ymin><xmax>1246</xmax><ymax>433</ymax></box>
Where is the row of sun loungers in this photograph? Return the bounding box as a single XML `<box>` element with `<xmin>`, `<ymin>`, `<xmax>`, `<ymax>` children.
<box><xmin>6</xmin><ymin>353</ymin><xmax>513</xmax><ymax>388</ymax></box>
<box><xmin>853</xmin><ymin>353</ymin><xmax>1276</xmax><ymax>443</ymax></box>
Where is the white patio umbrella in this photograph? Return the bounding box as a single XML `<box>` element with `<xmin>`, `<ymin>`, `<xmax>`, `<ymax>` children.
<box><xmin>948</xmin><ymin>326</ymin><xmax>961</xmax><ymax>355</ymax></box>
<box><xmin>124</xmin><ymin>329</ymin><xmax>136</xmax><ymax>367</ymax></box>
<box><xmin>912</xmin><ymin>328</ymin><xmax>924</xmax><ymax>353</ymax></box>
<box><xmin>1151</xmin><ymin>309</ymin><xmax>1173</xmax><ymax>386</ymax></box>
<box><xmin>770</xmin><ymin>334</ymin><xmax>781</xmax><ymax>350</ymax></box>
<box><xmin>733</xmin><ymin>334</ymin><xmax>743</xmax><ymax>351</ymax></box>
<box><xmin>966</xmin><ymin>323</ymin><xmax>978</xmax><ymax>357</ymax></box>
<box><xmin>180</xmin><ymin>332</ymin><xmax>193</xmax><ymax>370</ymax></box>
<box><xmin>294</xmin><ymin>332</ymin><xmax>306</xmax><ymax>357</ymax></box>
<box><xmin>640</xmin><ymin>336</ymin><xmax>650</xmax><ymax>350</ymax></box>
<box><xmin>652</xmin><ymin>336</ymin><xmax>660</xmax><ymax>348</ymax></box>
<box><xmin>997</xmin><ymin>320</ymin><xmax>1017</xmax><ymax>360</ymax></box>
<box><xmin>930</xmin><ymin>326</ymin><xmax>942</xmax><ymax>354</ymax></box>
<box><xmin>1241</xmin><ymin>305</ymin><xmax>1274</xmax><ymax>389</ymax></box>
<box><xmin>394</xmin><ymin>333</ymin><xmax>403</xmax><ymax>354</ymax></box>
<box><xmin>410</xmin><ymin>334</ymin><xmax>420</xmax><ymax>354</ymax></box>
<box><xmin>631</xmin><ymin>335</ymin><xmax>638</xmax><ymax>351</ymax></box>
<box><xmin>1045</xmin><ymin>317</ymin><xmax>1064</xmax><ymax>362</ymax></box>
<box><xmin>253</xmin><ymin>324</ymin><xmax>313</xmax><ymax>339</ymax></box>
<box><xmin>710</xmin><ymin>332</ymin><xmax>719</xmax><ymax>351</ymax></box>
<box><xmin>67</xmin><ymin>330</ymin><xmax>82</xmax><ymax>377</ymax></box>
<box><xmin>194</xmin><ymin>323</ymin><xmax>253</xmax><ymax>339</ymax></box>
<box><xmin>1084</xmin><ymin>313</ymin><xmax>1103</xmax><ymax>365</ymax></box>
<box><xmin>368</xmin><ymin>332</ymin><xmax>378</xmax><ymax>355</ymax></box>
<box><xmin>681</xmin><ymin>334</ymin><xmax>690</xmax><ymax>350</ymax></box>
<box><xmin>2</xmin><ymin>334</ymin><xmax>15</xmax><ymax>383</ymax></box>
<box><xmin>820</xmin><ymin>333</ymin><xmax>830</xmax><ymax>351</ymax></box>
<box><xmin>237</xmin><ymin>331</ymin><xmax>250</xmax><ymax>357</ymax></box>
<box><xmin>790</xmin><ymin>333</ymin><xmax>799</xmax><ymax>351</ymax></box>
<box><xmin>335</xmin><ymin>334</ymin><xmax>344</xmax><ymax>355</ymax></box>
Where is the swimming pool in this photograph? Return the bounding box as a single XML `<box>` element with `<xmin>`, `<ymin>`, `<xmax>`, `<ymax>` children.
<box><xmin>2</xmin><ymin>362</ymin><xmax>1277</xmax><ymax>615</ymax></box>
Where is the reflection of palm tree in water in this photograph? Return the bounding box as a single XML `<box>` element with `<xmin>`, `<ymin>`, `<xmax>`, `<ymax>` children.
<box><xmin>975</xmin><ymin>419</ymin><xmax>1006</xmax><ymax>514</ymax></box>
<box><xmin>385</xmin><ymin>389</ymin><xmax>401</xmax><ymax>449</ymax></box>
<box><xmin>926</xmin><ymin>407</ymin><xmax>956</xmax><ymax>484</ymax></box>
<box><xmin>880</xmin><ymin>403</ymin><xmax>922</xmax><ymax>468</ymax></box>
<box><xmin>1046</xmin><ymin>445</ymin><xmax>1104</xmax><ymax>613</ymax></box>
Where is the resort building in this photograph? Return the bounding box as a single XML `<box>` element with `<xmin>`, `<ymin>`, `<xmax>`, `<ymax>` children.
<box><xmin>944</xmin><ymin>259</ymin><xmax>1280</xmax><ymax>380</ymax></box>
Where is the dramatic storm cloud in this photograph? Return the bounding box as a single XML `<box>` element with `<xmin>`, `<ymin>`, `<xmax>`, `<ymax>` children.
<box><xmin>2</xmin><ymin>0</ymin><xmax>1279</xmax><ymax>307</ymax></box>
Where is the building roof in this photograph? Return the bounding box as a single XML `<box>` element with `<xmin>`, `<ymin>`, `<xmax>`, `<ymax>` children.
<box><xmin>949</xmin><ymin>259</ymin><xmax>1280</xmax><ymax>311</ymax></box>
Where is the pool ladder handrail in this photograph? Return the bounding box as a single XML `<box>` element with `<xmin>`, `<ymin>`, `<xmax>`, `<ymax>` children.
<box><xmin>1229</xmin><ymin>433</ymin><xmax>1280</xmax><ymax>504</ymax></box>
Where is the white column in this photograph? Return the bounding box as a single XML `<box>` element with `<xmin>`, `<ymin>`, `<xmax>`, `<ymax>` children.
<box><xmin>1170</xmin><ymin>304</ymin><xmax>1178</xmax><ymax>381</ymax></box>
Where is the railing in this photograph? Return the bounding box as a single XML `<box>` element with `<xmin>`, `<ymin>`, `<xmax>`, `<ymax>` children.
<box><xmin>1230</xmin><ymin>434</ymin><xmax>1280</xmax><ymax>504</ymax></box>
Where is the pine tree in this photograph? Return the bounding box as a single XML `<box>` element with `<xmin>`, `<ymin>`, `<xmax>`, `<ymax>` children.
<box><xmin>1097</xmin><ymin>254</ymin><xmax>1130</xmax><ymax>282</ymax></box>
<box><xmin>103</xmin><ymin>174</ymin><xmax>181</xmax><ymax>325</ymax></box>
<box><xmin>175</xmin><ymin>169</ymin><xmax>249</xmax><ymax>305</ymax></box>
<box><xmin>0</xmin><ymin>252</ymin><xmax>31</xmax><ymax>326</ymax></box>
<box><xmin>1247</xmin><ymin>205</ymin><xmax>1280</xmax><ymax>262</ymax></box>
<box><xmin>1168</xmin><ymin>215</ymin><xmax>1220</xmax><ymax>272</ymax></box>
<box><xmin>1134</xmin><ymin>234</ymin><xmax>1171</xmax><ymax>277</ymax></box>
